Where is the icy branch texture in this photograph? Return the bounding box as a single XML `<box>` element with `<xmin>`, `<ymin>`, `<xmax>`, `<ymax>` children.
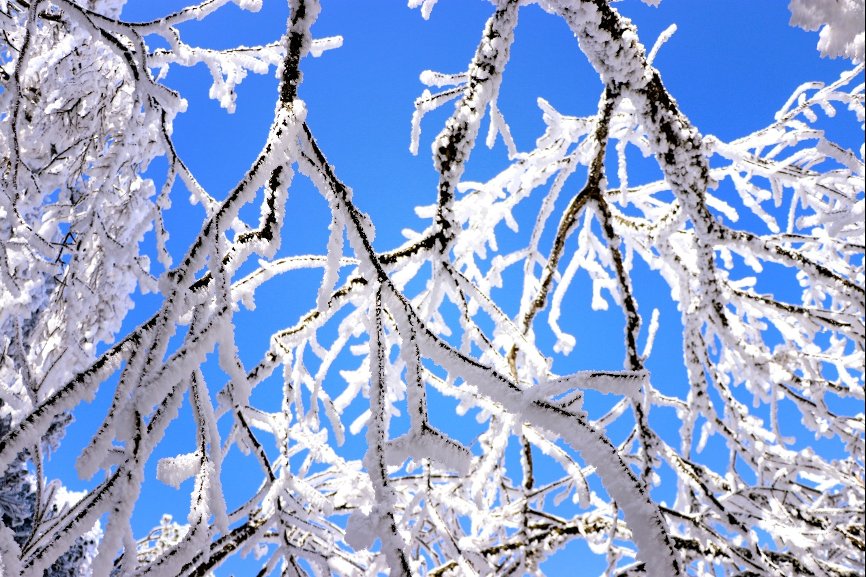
<box><xmin>0</xmin><ymin>0</ymin><xmax>863</xmax><ymax>576</ymax></box>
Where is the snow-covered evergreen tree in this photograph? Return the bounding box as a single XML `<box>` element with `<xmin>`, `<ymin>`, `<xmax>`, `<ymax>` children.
<box><xmin>0</xmin><ymin>0</ymin><xmax>863</xmax><ymax>575</ymax></box>
<box><xmin>0</xmin><ymin>407</ymin><xmax>99</xmax><ymax>576</ymax></box>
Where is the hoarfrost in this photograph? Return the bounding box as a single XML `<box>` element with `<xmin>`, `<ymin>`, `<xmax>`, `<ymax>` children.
<box><xmin>0</xmin><ymin>0</ymin><xmax>862</xmax><ymax>576</ymax></box>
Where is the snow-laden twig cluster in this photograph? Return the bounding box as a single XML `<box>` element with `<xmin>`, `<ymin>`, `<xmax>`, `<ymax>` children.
<box><xmin>0</xmin><ymin>0</ymin><xmax>863</xmax><ymax>576</ymax></box>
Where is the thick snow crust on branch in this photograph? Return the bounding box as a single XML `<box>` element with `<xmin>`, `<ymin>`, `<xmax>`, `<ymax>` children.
<box><xmin>0</xmin><ymin>0</ymin><xmax>863</xmax><ymax>576</ymax></box>
<box><xmin>788</xmin><ymin>0</ymin><xmax>865</xmax><ymax>63</ymax></box>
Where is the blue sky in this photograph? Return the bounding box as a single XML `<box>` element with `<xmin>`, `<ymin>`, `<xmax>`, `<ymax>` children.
<box><xmin>43</xmin><ymin>1</ymin><xmax>862</xmax><ymax>575</ymax></box>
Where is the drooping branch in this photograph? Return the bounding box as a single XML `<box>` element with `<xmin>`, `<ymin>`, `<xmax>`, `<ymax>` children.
<box><xmin>295</xmin><ymin>115</ymin><xmax>684</xmax><ymax>577</ymax></box>
<box><xmin>0</xmin><ymin>1</ymin><xmax>861</xmax><ymax>575</ymax></box>
<box><xmin>432</xmin><ymin>0</ymin><xmax>519</xmax><ymax>251</ymax></box>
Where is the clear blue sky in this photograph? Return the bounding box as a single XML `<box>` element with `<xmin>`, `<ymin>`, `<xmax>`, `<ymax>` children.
<box><xmin>44</xmin><ymin>1</ymin><xmax>860</xmax><ymax>575</ymax></box>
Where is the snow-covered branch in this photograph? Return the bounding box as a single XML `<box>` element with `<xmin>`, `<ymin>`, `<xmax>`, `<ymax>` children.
<box><xmin>0</xmin><ymin>0</ymin><xmax>862</xmax><ymax>576</ymax></box>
